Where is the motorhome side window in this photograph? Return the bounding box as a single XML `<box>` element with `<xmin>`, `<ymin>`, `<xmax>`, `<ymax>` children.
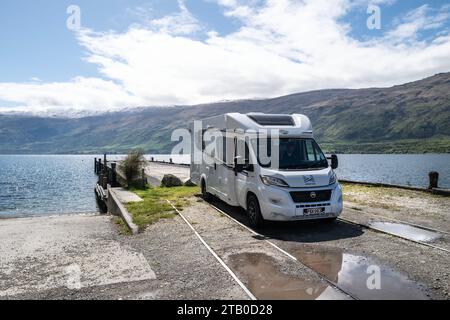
<box><xmin>217</xmin><ymin>134</ymin><xmax>228</xmax><ymax>164</ymax></box>
<box><xmin>201</xmin><ymin>129</ymin><xmax>207</xmax><ymax>151</ymax></box>
<box><xmin>203</xmin><ymin>129</ymin><xmax>217</xmax><ymax>158</ymax></box>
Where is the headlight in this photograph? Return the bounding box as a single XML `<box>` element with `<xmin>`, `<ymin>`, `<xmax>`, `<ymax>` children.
<box><xmin>329</xmin><ymin>171</ymin><xmax>337</xmax><ymax>185</ymax></box>
<box><xmin>260</xmin><ymin>176</ymin><xmax>290</xmax><ymax>187</ymax></box>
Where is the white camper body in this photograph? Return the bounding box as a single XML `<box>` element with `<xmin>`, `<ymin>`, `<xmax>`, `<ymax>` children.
<box><xmin>190</xmin><ymin>113</ymin><xmax>343</xmax><ymax>226</ymax></box>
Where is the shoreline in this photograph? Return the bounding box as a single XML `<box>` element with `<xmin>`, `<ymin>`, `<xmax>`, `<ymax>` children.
<box><xmin>0</xmin><ymin>211</ymin><xmax>100</xmax><ymax>221</ymax></box>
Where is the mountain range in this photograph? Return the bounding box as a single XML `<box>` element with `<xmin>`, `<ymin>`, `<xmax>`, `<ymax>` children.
<box><xmin>1</xmin><ymin>72</ymin><xmax>449</xmax><ymax>154</ymax></box>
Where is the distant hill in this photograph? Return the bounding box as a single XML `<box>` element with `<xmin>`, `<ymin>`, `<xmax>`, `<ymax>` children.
<box><xmin>1</xmin><ymin>73</ymin><xmax>449</xmax><ymax>154</ymax></box>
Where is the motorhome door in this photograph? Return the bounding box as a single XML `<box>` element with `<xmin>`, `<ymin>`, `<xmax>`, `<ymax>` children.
<box><xmin>234</xmin><ymin>138</ymin><xmax>253</xmax><ymax>208</ymax></box>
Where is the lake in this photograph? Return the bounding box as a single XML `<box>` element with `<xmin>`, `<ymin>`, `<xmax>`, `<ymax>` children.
<box><xmin>0</xmin><ymin>155</ymin><xmax>99</xmax><ymax>218</ymax></box>
<box><xmin>0</xmin><ymin>154</ymin><xmax>448</xmax><ymax>218</ymax></box>
<box><xmin>336</xmin><ymin>154</ymin><xmax>450</xmax><ymax>188</ymax></box>
<box><xmin>147</xmin><ymin>154</ymin><xmax>450</xmax><ymax>188</ymax></box>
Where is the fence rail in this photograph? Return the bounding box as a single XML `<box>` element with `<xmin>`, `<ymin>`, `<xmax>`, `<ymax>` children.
<box><xmin>94</xmin><ymin>155</ymin><xmax>121</xmax><ymax>188</ymax></box>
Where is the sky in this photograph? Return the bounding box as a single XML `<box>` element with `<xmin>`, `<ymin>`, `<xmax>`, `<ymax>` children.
<box><xmin>0</xmin><ymin>0</ymin><xmax>449</xmax><ymax>114</ymax></box>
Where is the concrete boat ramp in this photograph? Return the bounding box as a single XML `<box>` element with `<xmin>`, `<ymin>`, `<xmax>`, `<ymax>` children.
<box><xmin>0</xmin><ymin>214</ymin><xmax>155</xmax><ymax>298</ymax></box>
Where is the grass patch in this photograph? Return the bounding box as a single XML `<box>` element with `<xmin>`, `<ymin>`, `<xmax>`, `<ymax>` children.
<box><xmin>126</xmin><ymin>186</ymin><xmax>200</xmax><ymax>232</ymax></box>
<box><xmin>113</xmin><ymin>216</ymin><xmax>132</xmax><ymax>235</ymax></box>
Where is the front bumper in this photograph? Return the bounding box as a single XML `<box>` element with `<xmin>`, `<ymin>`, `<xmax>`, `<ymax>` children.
<box><xmin>258</xmin><ymin>183</ymin><xmax>343</xmax><ymax>221</ymax></box>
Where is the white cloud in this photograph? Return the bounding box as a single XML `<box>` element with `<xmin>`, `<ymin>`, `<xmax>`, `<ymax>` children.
<box><xmin>149</xmin><ymin>0</ymin><xmax>203</xmax><ymax>35</ymax></box>
<box><xmin>29</xmin><ymin>77</ymin><xmax>42</xmax><ymax>82</ymax></box>
<box><xmin>1</xmin><ymin>0</ymin><xmax>450</xmax><ymax>114</ymax></box>
<box><xmin>387</xmin><ymin>4</ymin><xmax>450</xmax><ymax>42</ymax></box>
<box><xmin>0</xmin><ymin>77</ymin><xmax>142</xmax><ymax>112</ymax></box>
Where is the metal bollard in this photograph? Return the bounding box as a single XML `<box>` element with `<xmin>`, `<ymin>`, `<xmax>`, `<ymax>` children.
<box><xmin>428</xmin><ymin>171</ymin><xmax>439</xmax><ymax>189</ymax></box>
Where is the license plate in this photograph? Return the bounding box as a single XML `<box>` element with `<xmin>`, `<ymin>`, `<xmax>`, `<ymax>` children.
<box><xmin>304</xmin><ymin>208</ymin><xmax>325</xmax><ymax>216</ymax></box>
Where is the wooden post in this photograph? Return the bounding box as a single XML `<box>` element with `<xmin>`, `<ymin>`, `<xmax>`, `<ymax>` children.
<box><xmin>103</xmin><ymin>154</ymin><xmax>107</xmax><ymax>175</ymax></box>
<box><xmin>111</xmin><ymin>163</ymin><xmax>117</xmax><ymax>187</ymax></box>
<box><xmin>428</xmin><ymin>171</ymin><xmax>439</xmax><ymax>189</ymax></box>
<box><xmin>94</xmin><ymin>158</ymin><xmax>97</xmax><ymax>174</ymax></box>
<box><xmin>98</xmin><ymin>159</ymin><xmax>102</xmax><ymax>175</ymax></box>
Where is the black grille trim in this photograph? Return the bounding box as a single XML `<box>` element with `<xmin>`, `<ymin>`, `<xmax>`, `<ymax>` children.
<box><xmin>290</xmin><ymin>190</ymin><xmax>332</xmax><ymax>203</ymax></box>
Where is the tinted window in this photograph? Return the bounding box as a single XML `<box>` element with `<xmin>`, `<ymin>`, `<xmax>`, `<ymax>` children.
<box><xmin>248</xmin><ymin>114</ymin><xmax>295</xmax><ymax>126</ymax></box>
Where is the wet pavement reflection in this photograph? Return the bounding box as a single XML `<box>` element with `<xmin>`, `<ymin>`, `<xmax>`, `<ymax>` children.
<box><xmin>369</xmin><ymin>222</ymin><xmax>441</xmax><ymax>242</ymax></box>
<box><xmin>228</xmin><ymin>253</ymin><xmax>350</xmax><ymax>300</ymax></box>
<box><xmin>284</xmin><ymin>245</ymin><xmax>428</xmax><ymax>300</ymax></box>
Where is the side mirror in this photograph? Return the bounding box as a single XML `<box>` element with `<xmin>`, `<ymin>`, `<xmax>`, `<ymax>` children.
<box><xmin>331</xmin><ymin>154</ymin><xmax>338</xmax><ymax>170</ymax></box>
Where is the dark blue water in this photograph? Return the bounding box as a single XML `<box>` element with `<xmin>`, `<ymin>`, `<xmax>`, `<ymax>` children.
<box><xmin>0</xmin><ymin>154</ymin><xmax>448</xmax><ymax>218</ymax></box>
<box><xmin>335</xmin><ymin>154</ymin><xmax>450</xmax><ymax>189</ymax></box>
<box><xmin>0</xmin><ymin>155</ymin><xmax>99</xmax><ymax>218</ymax></box>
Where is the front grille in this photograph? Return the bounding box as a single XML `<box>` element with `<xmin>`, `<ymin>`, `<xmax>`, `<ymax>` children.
<box><xmin>290</xmin><ymin>190</ymin><xmax>332</xmax><ymax>203</ymax></box>
<box><xmin>297</xmin><ymin>203</ymin><xmax>331</xmax><ymax>208</ymax></box>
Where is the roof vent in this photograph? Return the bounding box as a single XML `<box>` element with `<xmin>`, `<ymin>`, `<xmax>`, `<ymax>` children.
<box><xmin>248</xmin><ymin>114</ymin><xmax>295</xmax><ymax>126</ymax></box>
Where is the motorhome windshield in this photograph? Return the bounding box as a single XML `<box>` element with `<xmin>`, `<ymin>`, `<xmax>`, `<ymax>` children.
<box><xmin>252</xmin><ymin>138</ymin><xmax>329</xmax><ymax>170</ymax></box>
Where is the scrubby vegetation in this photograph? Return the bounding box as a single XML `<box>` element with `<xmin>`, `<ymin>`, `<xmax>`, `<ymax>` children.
<box><xmin>126</xmin><ymin>186</ymin><xmax>200</xmax><ymax>232</ymax></box>
<box><xmin>120</xmin><ymin>149</ymin><xmax>148</xmax><ymax>187</ymax></box>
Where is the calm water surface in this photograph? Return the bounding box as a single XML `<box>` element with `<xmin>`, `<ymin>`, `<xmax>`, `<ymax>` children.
<box><xmin>336</xmin><ymin>154</ymin><xmax>450</xmax><ymax>188</ymax></box>
<box><xmin>0</xmin><ymin>155</ymin><xmax>99</xmax><ymax>218</ymax></box>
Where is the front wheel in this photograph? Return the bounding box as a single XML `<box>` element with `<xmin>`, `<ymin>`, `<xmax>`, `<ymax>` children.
<box><xmin>247</xmin><ymin>194</ymin><xmax>264</xmax><ymax>228</ymax></box>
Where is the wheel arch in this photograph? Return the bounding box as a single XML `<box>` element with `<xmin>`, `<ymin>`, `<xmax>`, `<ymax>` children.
<box><xmin>245</xmin><ymin>190</ymin><xmax>259</xmax><ymax>210</ymax></box>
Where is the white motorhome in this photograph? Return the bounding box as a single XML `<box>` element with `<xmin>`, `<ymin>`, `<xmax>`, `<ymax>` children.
<box><xmin>190</xmin><ymin>113</ymin><xmax>343</xmax><ymax>227</ymax></box>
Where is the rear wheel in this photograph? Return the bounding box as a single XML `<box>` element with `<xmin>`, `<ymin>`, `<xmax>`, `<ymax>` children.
<box><xmin>247</xmin><ymin>194</ymin><xmax>264</xmax><ymax>228</ymax></box>
<box><xmin>201</xmin><ymin>179</ymin><xmax>212</xmax><ymax>202</ymax></box>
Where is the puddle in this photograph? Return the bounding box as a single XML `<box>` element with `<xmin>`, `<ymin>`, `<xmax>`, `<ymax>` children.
<box><xmin>290</xmin><ymin>246</ymin><xmax>428</xmax><ymax>300</ymax></box>
<box><xmin>228</xmin><ymin>253</ymin><xmax>349</xmax><ymax>300</ymax></box>
<box><xmin>369</xmin><ymin>222</ymin><xmax>441</xmax><ymax>242</ymax></box>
